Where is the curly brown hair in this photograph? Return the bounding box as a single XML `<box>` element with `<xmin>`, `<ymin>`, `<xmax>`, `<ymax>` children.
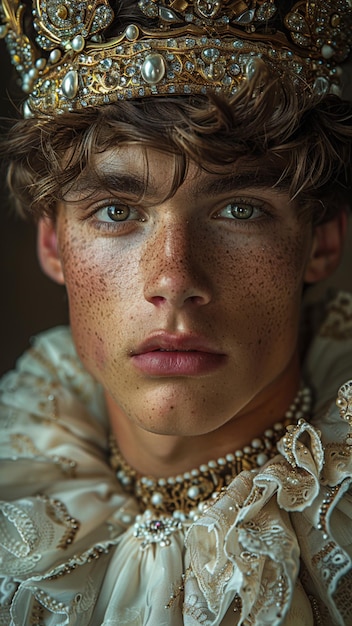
<box><xmin>2</xmin><ymin>68</ymin><xmax>352</xmax><ymax>224</ymax></box>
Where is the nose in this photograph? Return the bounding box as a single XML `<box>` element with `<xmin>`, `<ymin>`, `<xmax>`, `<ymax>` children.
<box><xmin>142</xmin><ymin>220</ymin><xmax>212</xmax><ymax>309</ymax></box>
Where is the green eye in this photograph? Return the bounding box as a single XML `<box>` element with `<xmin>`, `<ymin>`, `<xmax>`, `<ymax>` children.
<box><xmin>91</xmin><ymin>202</ymin><xmax>144</xmax><ymax>231</ymax></box>
<box><xmin>228</xmin><ymin>204</ymin><xmax>254</xmax><ymax>220</ymax></box>
<box><xmin>103</xmin><ymin>205</ymin><xmax>131</xmax><ymax>222</ymax></box>
<box><xmin>217</xmin><ymin>201</ymin><xmax>265</xmax><ymax>221</ymax></box>
<box><xmin>94</xmin><ymin>204</ymin><xmax>142</xmax><ymax>223</ymax></box>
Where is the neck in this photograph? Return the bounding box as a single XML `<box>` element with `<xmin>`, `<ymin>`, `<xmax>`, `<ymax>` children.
<box><xmin>106</xmin><ymin>354</ymin><xmax>304</xmax><ymax>477</ymax></box>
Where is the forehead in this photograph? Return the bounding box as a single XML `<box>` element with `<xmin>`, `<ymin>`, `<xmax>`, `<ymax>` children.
<box><xmin>63</xmin><ymin>144</ymin><xmax>292</xmax><ymax>201</ymax></box>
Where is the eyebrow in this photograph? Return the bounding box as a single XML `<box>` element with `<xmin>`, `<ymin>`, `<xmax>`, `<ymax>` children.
<box><xmin>190</xmin><ymin>171</ymin><xmax>290</xmax><ymax>198</ymax></box>
<box><xmin>64</xmin><ymin>173</ymin><xmax>155</xmax><ymax>199</ymax></box>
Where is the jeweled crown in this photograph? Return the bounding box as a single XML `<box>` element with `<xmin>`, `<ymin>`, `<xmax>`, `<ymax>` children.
<box><xmin>1</xmin><ymin>0</ymin><xmax>351</xmax><ymax>116</ymax></box>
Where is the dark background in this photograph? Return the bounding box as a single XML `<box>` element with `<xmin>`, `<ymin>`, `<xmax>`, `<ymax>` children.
<box><xmin>0</xmin><ymin>42</ymin><xmax>351</xmax><ymax>376</ymax></box>
<box><xmin>0</xmin><ymin>40</ymin><xmax>68</xmax><ymax>376</ymax></box>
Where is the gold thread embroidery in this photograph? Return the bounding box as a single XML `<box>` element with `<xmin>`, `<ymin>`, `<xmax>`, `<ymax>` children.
<box><xmin>40</xmin><ymin>495</ymin><xmax>80</xmax><ymax>550</ymax></box>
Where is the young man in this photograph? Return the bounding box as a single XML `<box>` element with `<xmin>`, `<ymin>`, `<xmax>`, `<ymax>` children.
<box><xmin>0</xmin><ymin>0</ymin><xmax>352</xmax><ymax>624</ymax></box>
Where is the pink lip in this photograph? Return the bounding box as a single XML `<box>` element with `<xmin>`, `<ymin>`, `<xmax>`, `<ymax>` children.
<box><xmin>131</xmin><ymin>333</ymin><xmax>227</xmax><ymax>377</ymax></box>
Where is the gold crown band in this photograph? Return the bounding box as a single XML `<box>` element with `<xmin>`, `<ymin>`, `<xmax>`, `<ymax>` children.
<box><xmin>1</xmin><ymin>0</ymin><xmax>351</xmax><ymax>116</ymax></box>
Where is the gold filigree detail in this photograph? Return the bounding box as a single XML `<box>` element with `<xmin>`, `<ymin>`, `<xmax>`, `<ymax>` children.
<box><xmin>33</xmin><ymin>0</ymin><xmax>114</xmax><ymax>50</ymax></box>
<box><xmin>0</xmin><ymin>0</ymin><xmax>351</xmax><ymax>115</ymax></box>
<box><xmin>41</xmin><ymin>495</ymin><xmax>80</xmax><ymax>549</ymax></box>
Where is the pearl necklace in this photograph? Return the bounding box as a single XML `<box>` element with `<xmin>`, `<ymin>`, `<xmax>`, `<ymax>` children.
<box><xmin>109</xmin><ymin>386</ymin><xmax>312</xmax><ymax>519</ymax></box>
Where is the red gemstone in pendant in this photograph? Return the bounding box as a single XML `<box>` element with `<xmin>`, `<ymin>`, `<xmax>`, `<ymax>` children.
<box><xmin>150</xmin><ymin>520</ymin><xmax>165</xmax><ymax>531</ymax></box>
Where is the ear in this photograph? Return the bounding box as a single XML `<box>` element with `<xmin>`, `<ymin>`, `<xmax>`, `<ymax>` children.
<box><xmin>304</xmin><ymin>210</ymin><xmax>348</xmax><ymax>284</ymax></box>
<box><xmin>37</xmin><ymin>217</ymin><xmax>65</xmax><ymax>285</ymax></box>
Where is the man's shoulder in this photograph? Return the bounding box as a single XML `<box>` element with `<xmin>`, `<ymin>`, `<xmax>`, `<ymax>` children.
<box><xmin>304</xmin><ymin>290</ymin><xmax>352</xmax><ymax>412</ymax></box>
<box><xmin>0</xmin><ymin>325</ymin><xmax>107</xmax><ymax>431</ymax></box>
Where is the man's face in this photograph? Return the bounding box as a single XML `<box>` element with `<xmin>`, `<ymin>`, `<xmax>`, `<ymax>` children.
<box><xmin>51</xmin><ymin>146</ymin><xmax>316</xmax><ymax>436</ymax></box>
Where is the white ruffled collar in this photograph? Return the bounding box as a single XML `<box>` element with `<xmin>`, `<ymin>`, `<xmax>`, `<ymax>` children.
<box><xmin>1</xmin><ymin>293</ymin><xmax>352</xmax><ymax>625</ymax></box>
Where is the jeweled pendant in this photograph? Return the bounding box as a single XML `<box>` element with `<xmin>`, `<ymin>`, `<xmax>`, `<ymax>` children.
<box><xmin>134</xmin><ymin>514</ymin><xmax>183</xmax><ymax>550</ymax></box>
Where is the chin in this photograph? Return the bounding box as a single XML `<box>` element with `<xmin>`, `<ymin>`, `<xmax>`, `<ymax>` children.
<box><xmin>129</xmin><ymin>403</ymin><xmax>229</xmax><ymax>438</ymax></box>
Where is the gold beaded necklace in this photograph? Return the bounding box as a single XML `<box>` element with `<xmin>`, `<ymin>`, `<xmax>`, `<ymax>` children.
<box><xmin>109</xmin><ymin>386</ymin><xmax>312</xmax><ymax>517</ymax></box>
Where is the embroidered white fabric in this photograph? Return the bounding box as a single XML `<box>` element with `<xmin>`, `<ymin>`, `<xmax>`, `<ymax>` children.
<box><xmin>1</xmin><ymin>292</ymin><xmax>352</xmax><ymax>626</ymax></box>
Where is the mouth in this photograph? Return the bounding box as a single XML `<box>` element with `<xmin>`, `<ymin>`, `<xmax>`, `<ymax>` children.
<box><xmin>132</xmin><ymin>332</ymin><xmax>222</xmax><ymax>355</ymax></box>
<box><xmin>131</xmin><ymin>333</ymin><xmax>226</xmax><ymax>377</ymax></box>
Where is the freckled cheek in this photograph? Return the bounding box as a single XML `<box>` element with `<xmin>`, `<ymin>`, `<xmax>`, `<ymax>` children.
<box><xmin>61</xmin><ymin>241</ymin><xmax>144</xmax><ymax>379</ymax></box>
<box><xmin>215</xmin><ymin>239</ymin><xmax>308</xmax><ymax>337</ymax></box>
<box><xmin>58</xmin><ymin>241</ymin><xmax>122</xmax><ymax>371</ymax></box>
